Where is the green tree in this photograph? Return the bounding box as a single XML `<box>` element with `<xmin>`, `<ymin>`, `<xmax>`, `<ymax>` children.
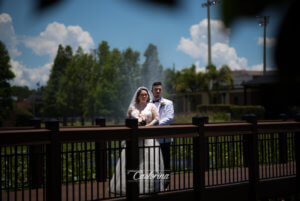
<box><xmin>94</xmin><ymin>48</ymin><xmax>120</xmax><ymax>120</ymax></box>
<box><xmin>141</xmin><ymin>43</ymin><xmax>163</xmax><ymax>89</ymax></box>
<box><xmin>164</xmin><ymin>67</ymin><xmax>177</xmax><ymax>95</ymax></box>
<box><xmin>108</xmin><ymin>48</ymin><xmax>124</xmax><ymax>120</ymax></box>
<box><xmin>218</xmin><ymin>65</ymin><xmax>233</xmax><ymax>88</ymax></box>
<box><xmin>203</xmin><ymin>64</ymin><xmax>218</xmax><ymax>103</ymax></box>
<box><xmin>42</xmin><ymin>44</ymin><xmax>72</xmax><ymax>118</ymax></box>
<box><xmin>163</xmin><ymin>64</ymin><xmax>233</xmax><ymax>104</ymax></box>
<box><xmin>11</xmin><ymin>86</ymin><xmax>34</xmax><ymax>101</ymax></box>
<box><xmin>165</xmin><ymin>65</ymin><xmax>206</xmax><ymax>94</ymax></box>
<box><xmin>0</xmin><ymin>40</ymin><xmax>15</xmax><ymax>125</ymax></box>
<box><xmin>77</xmin><ymin>41</ymin><xmax>111</xmax><ymax>124</ymax></box>
<box><xmin>97</xmin><ymin>41</ymin><xmax>110</xmax><ymax>68</ymax></box>
<box><xmin>214</xmin><ymin>65</ymin><xmax>233</xmax><ymax>104</ymax></box>
<box><xmin>119</xmin><ymin>47</ymin><xmax>141</xmax><ymax>115</ymax></box>
<box><xmin>179</xmin><ymin>65</ymin><xmax>198</xmax><ymax>92</ymax></box>
<box><xmin>204</xmin><ymin>64</ymin><xmax>233</xmax><ymax>103</ymax></box>
<box><xmin>83</xmin><ymin>54</ymin><xmax>99</xmax><ymax>124</ymax></box>
<box><xmin>94</xmin><ymin>45</ymin><xmax>142</xmax><ymax>120</ymax></box>
<box><xmin>57</xmin><ymin>47</ymin><xmax>93</xmax><ymax>125</ymax></box>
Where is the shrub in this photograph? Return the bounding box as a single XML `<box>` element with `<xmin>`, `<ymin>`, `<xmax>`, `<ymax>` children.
<box><xmin>197</xmin><ymin>104</ymin><xmax>232</xmax><ymax>113</ymax></box>
<box><xmin>14</xmin><ymin>105</ymin><xmax>34</xmax><ymax>126</ymax></box>
<box><xmin>3</xmin><ymin>104</ymin><xmax>34</xmax><ymax>127</ymax></box>
<box><xmin>197</xmin><ymin>104</ymin><xmax>265</xmax><ymax>120</ymax></box>
<box><xmin>230</xmin><ymin>105</ymin><xmax>265</xmax><ymax>120</ymax></box>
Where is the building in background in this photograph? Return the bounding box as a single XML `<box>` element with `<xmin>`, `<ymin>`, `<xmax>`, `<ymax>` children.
<box><xmin>169</xmin><ymin>70</ymin><xmax>282</xmax><ymax>118</ymax></box>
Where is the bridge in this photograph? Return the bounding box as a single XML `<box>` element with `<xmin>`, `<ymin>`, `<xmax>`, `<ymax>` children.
<box><xmin>0</xmin><ymin>115</ymin><xmax>299</xmax><ymax>201</ymax></box>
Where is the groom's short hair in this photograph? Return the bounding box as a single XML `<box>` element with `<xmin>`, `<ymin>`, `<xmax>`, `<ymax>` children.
<box><xmin>152</xmin><ymin>82</ymin><xmax>162</xmax><ymax>88</ymax></box>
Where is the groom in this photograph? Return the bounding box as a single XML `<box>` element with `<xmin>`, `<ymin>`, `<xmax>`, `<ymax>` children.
<box><xmin>151</xmin><ymin>81</ymin><xmax>174</xmax><ymax>189</ymax></box>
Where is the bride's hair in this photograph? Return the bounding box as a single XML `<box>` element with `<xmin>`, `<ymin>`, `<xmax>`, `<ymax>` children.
<box><xmin>127</xmin><ymin>86</ymin><xmax>151</xmax><ymax>115</ymax></box>
<box><xmin>135</xmin><ymin>87</ymin><xmax>150</xmax><ymax>104</ymax></box>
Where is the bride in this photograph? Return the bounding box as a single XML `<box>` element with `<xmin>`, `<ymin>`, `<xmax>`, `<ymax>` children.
<box><xmin>110</xmin><ymin>87</ymin><xmax>165</xmax><ymax>194</ymax></box>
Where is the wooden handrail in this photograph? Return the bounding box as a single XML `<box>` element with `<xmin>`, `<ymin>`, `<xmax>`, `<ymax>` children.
<box><xmin>0</xmin><ymin>120</ymin><xmax>300</xmax><ymax>146</ymax></box>
<box><xmin>0</xmin><ymin>129</ymin><xmax>51</xmax><ymax>146</ymax></box>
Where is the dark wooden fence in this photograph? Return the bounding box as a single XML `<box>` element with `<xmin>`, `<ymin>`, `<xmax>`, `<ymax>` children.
<box><xmin>0</xmin><ymin>114</ymin><xmax>299</xmax><ymax>201</ymax></box>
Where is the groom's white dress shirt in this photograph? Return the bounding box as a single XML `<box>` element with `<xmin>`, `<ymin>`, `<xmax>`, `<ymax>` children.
<box><xmin>153</xmin><ymin>97</ymin><xmax>174</xmax><ymax>143</ymax></box>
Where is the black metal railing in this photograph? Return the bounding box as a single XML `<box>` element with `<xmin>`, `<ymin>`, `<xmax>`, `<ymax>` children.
<box><xmin>0</xmin><ymin>115</ymin><xmax>299</xmax><ymax>201</ymax></box>
<box><xmin>206</xmin><ymin>134</ymin><xmax>248</xmax><ymax>186</ymax></box>
<box><xmin>258</xmin><ymin>132</ymin><xmax>296</xmax><ymax>180</ymax></box>
<box><xmin>0</xmin><ymin>145</ymin><xmax>47</xmax><ymax>201</ymax></box>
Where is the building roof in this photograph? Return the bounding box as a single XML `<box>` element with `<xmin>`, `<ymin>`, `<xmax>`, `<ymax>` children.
<box><xmin>244</xmin><ymin>73</ymin><xmax>278</xmax><ymax>87</ymax></box>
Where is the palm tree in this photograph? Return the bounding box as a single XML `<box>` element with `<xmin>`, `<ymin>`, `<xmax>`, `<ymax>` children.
<box><xmin>204</xmin><ymin>64</ymin><xmax>233</xmax><ymax>104</ymax></box>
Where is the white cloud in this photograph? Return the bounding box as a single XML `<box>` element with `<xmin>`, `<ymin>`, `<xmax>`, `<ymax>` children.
<box><xmin>248</xmin><ymin>63</ymin><xmax>274</xmax><ymax>72</ymax></box>
<box><xmin>1</xmin><ymin>14</ymin><xmax>95</xmax><ymax>89</ymax></box>
<box><xmin>212</xmin><ymin>43</ymin><xmax>248</xmax><ymax>70</ymax></box>
<box><xmin>258</xmin><ymin>37</ymin><xmax>276</xmax><ymax>48</ymax></box>
<box><xmin>195</xmin><ymin>60</ymin><xmax>206</xmax><ymax>72</ymax></box>
<box><xmin>23</xmin><ymin>21</ymin><xmax>95</xmax><ymax>59</ymax></box>
<box><xmin>10</xmin><ymin>59</ymin><xmax>52</xmax><ymax>88</ymax></box>
<box><xmin>0</xmin><ymin>13</ymin><xmax>21</xmax><ymax>57</ymax></box>
<box><xmin>177</xmin><ymin>37</ymin><xmax>206</xmax><ymax>59</ymax></box>
<box><xmin>249</xmin><ymin>64</ymin><xmax>263</xmax><ymax>71</ymax></box>
<box><xmin>178</xmin><ymin>19</ymin><xmax>230</xmax><ymax>60</ymax></box>
<box><xmin>177</xmin><ymin>19</ymin><xmax>260</xmax><ymax>71</ymax></box>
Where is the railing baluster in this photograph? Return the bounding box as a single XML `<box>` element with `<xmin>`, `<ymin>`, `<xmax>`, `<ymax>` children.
<box><xmin>125</xmin><ymin>117</ymin><xmax>139</xmax><ymax>201</ymax></box>
<box><xmin>95</xmin><ymin>118</ymin><xmax>106</xmax><ymax>182</ymax></box>
<box><xmin>66</xmin><ymin>143</ymin><xmax>69</xmax><ymax>201</ymax></box>
<box><xmin>192</xmin><ymin>115</ymin><xmax>208</xmax><ymax>200</ymax></box>
<box><xmin>79</xmin><ymin>143</ymin><xmax>82</xmax><ymax>201</ymax></box>
<box><xmin>45</xmin><ymin>119</ymin><xmax>61</xmax><ymax>201</ymax></box>
<box><xmin>84</xmin><ymin>142</ymin><xmax>88</xmax><ymax>201</ymax></box>
<box><xmin>172</xmin><ymin>141</ymin><xmax>175</xmax><ymax>191</ymax></box>
<box><xmin>279</xmin><ymin>114</ymin><xmax>288</xmax><ymax>166</ymax></box>
<box><xmin>243</xmin><ymin>114</ymin><xmax>259</xmax><ymax>201</ymax></box>
<box><xmin>29</xmin><ymin>118</ymin><xmax>43</xmax><ymax>188</ymax></box>
<box><xmin>71</xmin><ymin>143</ymin><xmax>75</xmax><ymax>201</ymax></box>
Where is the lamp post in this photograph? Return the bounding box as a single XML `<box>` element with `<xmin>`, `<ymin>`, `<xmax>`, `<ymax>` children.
<box><xmin>202</xmin><ymin>0</ymin><xmax>220</xmax><ymax>66</ymax></box>
<box><xmin>257</xmin><ymin>16</ymin><xmax>270</xmax><ymax>75</ymax></box>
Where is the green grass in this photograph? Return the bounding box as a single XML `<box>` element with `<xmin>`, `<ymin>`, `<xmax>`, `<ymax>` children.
<box><xmin>39</xmin><ymin>112</ymin><xmax>230</xmax><ymax>127</ymax></box>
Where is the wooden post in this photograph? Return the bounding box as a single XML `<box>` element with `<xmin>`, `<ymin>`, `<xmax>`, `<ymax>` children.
<box><xmin>243</xmin><ymin>114</ymin><xmax>259</xmax><ymax>201</ymax></box>
<box><xmin>62</xmin><ymin>116</ymin><xmax>67</xmax><ymax>126</ymax></box>
<box><xmin>279</xmin><ymin>113</ymin><xmax>288</xmax><ymax>164</ymax></box>
<box><xmin>30</xmin><ymin>117</ymin><xmax>41</xmax><ymax>129</ymax></box>
<box><xmin>125</xmin><ymin>117</ymin><xmax>139</xmax><ymax>201</ymax></box>
<box><xmin>242</xmin><ymin>115</ymin><xmax>250</xmax><ymax>167</ymax></box>
<box><xmin>29</xmin><ymin>118</ymin><xmax>43</xmax><ymax>187</ymax></box>
<box><xmin>192</xmin><ymin>115</ymin><xmax>207</xmax><ymax>201</ymax></box>
<box><xmin>81</xmin><ymin>116</ymin><xmax>85</xmax><ymax>126</ymax></box>
<box><xmin>95</xmin><ymin>118</ymin><xmax>106</xmax><ymax>182</ymax></box>
<box><xmin>295</xmin><ymin>113</ymin><xmax>300</xmax><ymax>201</ymax></box>
<box><xmin>45</xmin><ymin>119</ymin><xmax>61</xmax><ymax>201</ymax></box>
<box><xmin>243</xmin><ymin>85</ymin><xmax>248</xmax><ymax>105</ymax></box>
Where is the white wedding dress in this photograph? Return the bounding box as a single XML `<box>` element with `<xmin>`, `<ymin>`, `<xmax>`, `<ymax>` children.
<box><xmin>110</xmin><ymin>102</ymin><xmax>165</xmax><ymax>194</ymax></box>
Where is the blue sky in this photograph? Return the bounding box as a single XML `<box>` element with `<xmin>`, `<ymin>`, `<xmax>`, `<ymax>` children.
<box><xmin>0</xmin><ymin>0</ymin><xmax>281</xmax><ymax>88</ymax></box>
